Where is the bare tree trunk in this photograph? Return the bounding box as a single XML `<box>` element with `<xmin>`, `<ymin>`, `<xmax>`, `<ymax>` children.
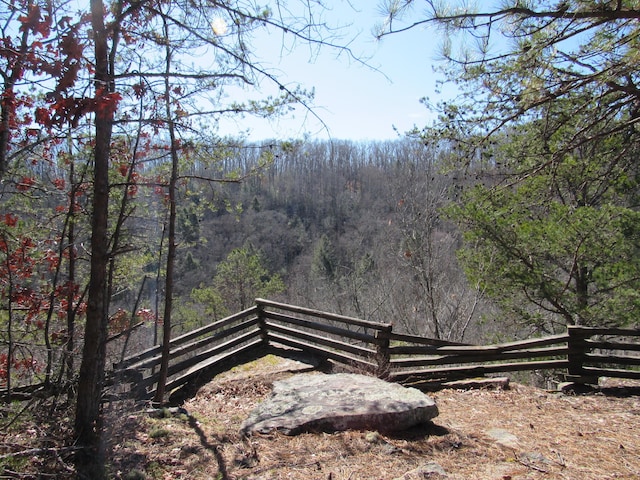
<box><xmin>0</xmin><ymin>13</ymin><xmax>30</xmax><ymax>179</ymax></box>
<box><xmin>154</xmin><ymin>16</ymin><xmax>178</xmax><ymax>404</ymax></box>
<box><xmin>74</xmin><ymin>0</ymin><xmax>113</xmax><ymax>477</ymax></box>
<box><xmin>2</xmin><ymin>237</ymin><xmax>13</xmax><ymax>397</ymax></box>
<box><xmin>64</xmin><ymin>153</ymin><xmax>77</xmax><ymax>388</ymax></box>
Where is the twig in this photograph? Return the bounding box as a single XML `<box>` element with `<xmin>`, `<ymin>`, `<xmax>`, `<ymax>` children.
<box><xmin>0</xmin><ymin>469</ymin><xmax>59</xmax><ymax>478</ymax></box>
<box><xmin>516</xmin><ymin>453</ymin><xmax>549</xmax><ymax>473</ymax></box>
<box><xmin>0</xmin><ymin>396</ymin><xmax>38</xmax><ymax>430</ymax></box>
<box><xmin>551</xmin><ymin>449</ymin><xmax>567</xmax><ymax>467</ymax></box>
<box><xmin>0</xmin><ymin>446</ymin><xmax>80</xmax><ymax>461</ymax></box>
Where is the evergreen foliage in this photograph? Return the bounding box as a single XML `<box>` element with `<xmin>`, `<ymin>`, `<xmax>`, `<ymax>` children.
<box><xmin>380</xmin><ymin>0</ymin><xmax>640</xmax><ymax>331</ymax></box>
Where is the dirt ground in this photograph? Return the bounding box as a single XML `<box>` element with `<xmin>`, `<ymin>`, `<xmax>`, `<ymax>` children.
<box><xmin>104</xmin><ymin>355</ymin><xmax>640</xmax><ymax>480</ymax></box>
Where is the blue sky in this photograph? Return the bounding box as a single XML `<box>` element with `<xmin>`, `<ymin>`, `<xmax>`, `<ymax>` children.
<box><xmin>216</xmin><ymin>2</ymin><xmax>445</xmax><ymax>141</ymax></box>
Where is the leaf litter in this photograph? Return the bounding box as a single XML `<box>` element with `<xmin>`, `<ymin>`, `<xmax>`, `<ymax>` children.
<box><xmin>5</xmin><ymin>355</ymin><xmax>636</xmax><ymax>479</ymax></box>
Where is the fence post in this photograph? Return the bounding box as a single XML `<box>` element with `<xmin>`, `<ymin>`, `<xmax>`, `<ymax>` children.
<box><xmin>375</xmin><ymin>325</ymin><xmax>392</xmax><ymax>380</ymax></box>
<box><xmin>255</xmin><ymin>300</ymin><xmax>269</xmax><ymax>347</ymax></box>
<box><xmin>567</xmin><ymin>325</ymin><xmax>585</xmax><ymax>380</ymax></box>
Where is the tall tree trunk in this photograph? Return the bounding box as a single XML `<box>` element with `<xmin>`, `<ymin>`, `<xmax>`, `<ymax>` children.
<box><xmin>154</xmin><ymin>17</ymin><xmax>178</xmax><ymax>404</ymax></box>
<box><xmin>74</xmin><ymin>0</ymin><xmax>113</xmax><ymax>477</ymax></box>
<box><xmin>2</xmin><ymin>239</ymin><xmax>13</xmax><ymax>397</ymax></box>
<box><xmin>63</xmin><ymin>149</ymin><xmax>79</xmax><ymax>399</ymax></box>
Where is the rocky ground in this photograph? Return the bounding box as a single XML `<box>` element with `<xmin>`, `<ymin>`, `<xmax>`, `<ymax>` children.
<box><xmin>104</xmin><ymin>355</ymin><xmax>640</xmax><ymax>480</ymax></box>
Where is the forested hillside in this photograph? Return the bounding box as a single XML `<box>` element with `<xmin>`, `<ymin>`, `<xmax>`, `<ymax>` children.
<box><xmin>167</xmin><ymin>138</ymin><xmax>487</xmax><ymax>342</ymax></box>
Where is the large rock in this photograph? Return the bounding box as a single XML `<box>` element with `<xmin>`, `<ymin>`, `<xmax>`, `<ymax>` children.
<box><xmin>241</xmin><ymin>373</ymin><xmax>438</xmax><ymax>435</ymax></box>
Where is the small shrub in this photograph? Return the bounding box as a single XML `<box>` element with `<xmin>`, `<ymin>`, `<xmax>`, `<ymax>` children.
<box><xmin>124</xmin><ymin>469</ymin><xmax>146</xmax><ymax>480</ymax></box>
<box><xmin>146</xmin><ymin>461</ymin><xmax>164</xmax><ymax>479</ymax></box>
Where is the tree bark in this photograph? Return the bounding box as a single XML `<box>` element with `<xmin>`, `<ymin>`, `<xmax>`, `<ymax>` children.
<box><xmin>74</xmin><ymin>0</ymin><xmax>113</xmax><ymax>477</ymax></box>
<box><xmin>154</xmin><ymin>16</ymin><xmax>178</xmax><ymax>404</ymax></box>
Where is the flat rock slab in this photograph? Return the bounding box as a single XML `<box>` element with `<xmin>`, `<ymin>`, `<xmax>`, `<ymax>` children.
<box><xmin>241</xmin><ymin>373</ymin><xmax>438</xmax><ymax>435</ymax></box>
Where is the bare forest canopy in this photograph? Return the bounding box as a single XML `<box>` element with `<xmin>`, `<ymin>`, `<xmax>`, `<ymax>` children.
<box><xmin>1</xmin><ymin>137</ymin><xmax>488</xmax><ymax>359</ymax></box>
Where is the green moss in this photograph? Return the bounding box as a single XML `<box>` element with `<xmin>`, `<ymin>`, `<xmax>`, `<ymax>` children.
<box><xmin>146</xmin><ymin>461</ymin><xmax>164</xmax><ymax>479</ymax></box>
<box><xmin>148</xmin><ymin>427</ymin><xmax>171</xmax><ymax>439</ymax></box>
<box><xmin>230</xmin><ymin>354</ymin><xmax>280</xmax><ymax>373</ymax></box>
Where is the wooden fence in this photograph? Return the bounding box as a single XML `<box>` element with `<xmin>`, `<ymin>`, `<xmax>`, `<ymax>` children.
<box><xmin>112</xmin><ymin>306</ymin><xmax>264</xmax><ymax>399</ymax></box>
<box><xmin>112</xmin><ymin>299</ymin><xmax>640</xmax><ymax>400</ymax></box>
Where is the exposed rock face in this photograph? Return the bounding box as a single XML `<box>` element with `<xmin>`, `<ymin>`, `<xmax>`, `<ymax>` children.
<box><xmin>485</xmin><ymin>428</ymin><xmax>520</xmax><ymax>449</ymax></box>
<box><xmin>241</xmin><ymin>373</ymin><xmax>438</xmax><ymax>435</ymax></box>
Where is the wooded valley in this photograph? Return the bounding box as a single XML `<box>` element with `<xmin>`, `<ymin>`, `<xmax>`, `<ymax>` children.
<box><xmin>165</xmin><ymin>138</ymin><xmax>488</xmax><ymax>342</ymax></box>
<box><xmin>1</xmin><ymin>136</ymin><xmax>493</xmax><ymax>394</ymax></box>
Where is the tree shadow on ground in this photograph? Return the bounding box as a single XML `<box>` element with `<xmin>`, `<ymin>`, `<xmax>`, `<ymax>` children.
<box><xmin>186</xmin><ymin>414</ymin><xmax>232</xmax><ymax>480</ymax></box>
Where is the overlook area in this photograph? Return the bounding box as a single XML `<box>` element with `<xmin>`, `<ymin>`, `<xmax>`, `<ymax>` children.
<box><xmin>119</xmin><ymin>357</ymin><xmax>640</xmax><ymax>480</ymax></box>
<box><xmin>3</xmin><ymin>1</ymin><xmax>640</xmax><ymax>478</ymax></box>
<box><xmin>8</xmin><ymin>354</ymin><xmax>638</xmax><ymax>479</ymax></box>
<box><xmin>118</xmin><ymin>358</ymin><xmax>639</xmax><ymax>480</ymax></box>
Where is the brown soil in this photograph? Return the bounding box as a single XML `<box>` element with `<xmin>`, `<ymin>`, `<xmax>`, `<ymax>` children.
<box><xmin>103</xmin><ymin>355</ymin><xmax>640</xmax><ymax>480</ymax></box>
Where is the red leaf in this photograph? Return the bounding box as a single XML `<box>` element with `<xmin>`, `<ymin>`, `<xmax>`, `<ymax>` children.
<box><xmin>94</xmin><ymin>90</ymin><xmax>122</xmax><ymax>120</ymax></box>
<box><xmin>52</xmin><ymin>177</ymin><xmax>65</xmax><ymax>190</ymax></box>
<box><xmin>60</xmin><ymin>32</ymin><xmax>83</xmax><ymax>59</ymax></box>
<box><xmin>132</xmin><ymin>82</ymin><xmax>145</xmax><ymax>98</ymax></box>
<box><xmin>56</xmin><ymin>61</ymin><xmax>81</xmax><ymax>92</ymax></box>
<box><xmin>18</xmin><ymin>5</ymin><xmax>50</xmax><ymax>37</ymax></box>
<box><xmin>3</xmin><ymin>213</ymin><xmax>18</xmax><ymax>227</ymax></box>
<box><xmin>18</xmin><ymin>5</ymin><xmax>42</xmax><ymax>32</ymax></box>
<box><xmin>16</xmin><ymin>176</ymin><xmax>35</xmax><ymax>191</ymax></box>
<box><xmin>35</xmin><ymin>107</ymin><xmax>51</xmax><ymax>126</ymax></box>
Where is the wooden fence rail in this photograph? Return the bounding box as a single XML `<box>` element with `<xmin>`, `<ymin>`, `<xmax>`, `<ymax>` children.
<box><xmin>567</xmin><ymin>326</ymin><xmax>640</xmax><ymax>381</ymax></box>
<box><xmin>257</xmin><ymin>298</ymin><xmax>393</xmax><ymax>377</ymax></box>
<box><xmin>111</xmin><ymin>306</ymin><xmax>263</xmax><ymax>399</ymax></box>
<box><xmin>112</xmin><ymin>299</ymin><xmax>640</xmax><ymax>400</ymax></box>
<box><xmin>386</xmin><ymin>332</ymin><xmax>571</xmax><ymax>388</ymax></box>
